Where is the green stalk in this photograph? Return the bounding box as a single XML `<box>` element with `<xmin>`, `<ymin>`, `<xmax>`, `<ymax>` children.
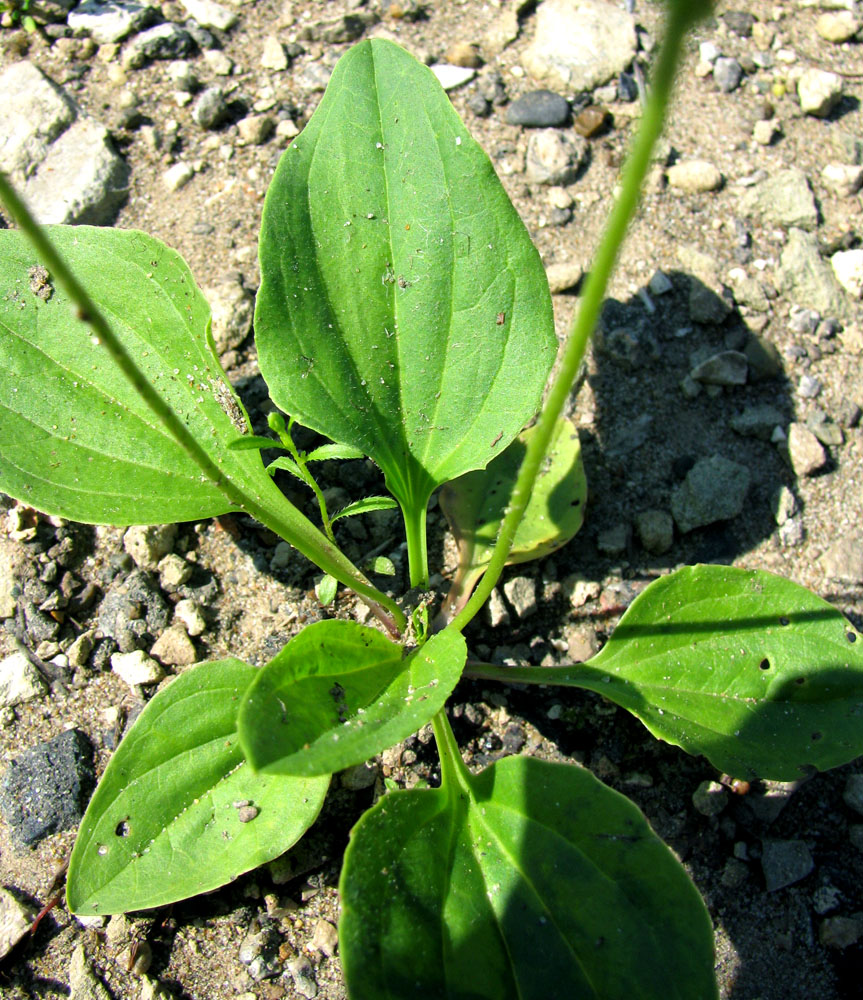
<box><xmin>450</xmin><ymin>3</ymin><xmax>699</xmax><ymax>635</ymax></box>
<box><xmin>404</xmin><ymin>504</ymin><xmax>430</xmax><ymax>590</ymax></box>
<box><xmin>0</xmin><ymin>173</ymin><xmax>406</xmax><ymax>636</ymax></box>
<box><xmin>432</xmin><ymin>708</ymin><xmax>472</xmax><ymax>794</ymax></box>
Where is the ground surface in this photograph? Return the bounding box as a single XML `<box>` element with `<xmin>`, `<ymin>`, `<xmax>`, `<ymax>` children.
<box><xmin>2</xmin><ymin>0</ymin><xmax>863</xmax><ymax>998</ymax></box>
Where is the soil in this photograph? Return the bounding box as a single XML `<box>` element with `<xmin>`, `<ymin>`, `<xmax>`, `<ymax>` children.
<box><xmin>2</xmin><ymin>1</ymin><xmax>863</xmax><ymax>998</ymax></box>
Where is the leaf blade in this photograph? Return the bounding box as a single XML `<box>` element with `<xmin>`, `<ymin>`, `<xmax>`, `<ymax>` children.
<box><xmin>67</xmin><ymin>659</ymin><xmax>329</xmax><ymax>915</ymax></box>
<box><xmin>238</xmin><ymin>620</ymin><xmax>467</xmax><ymax>776</ymax></box>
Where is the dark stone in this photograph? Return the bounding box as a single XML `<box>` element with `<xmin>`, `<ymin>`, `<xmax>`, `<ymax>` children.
<box><xmin>98</xmin><ymin>569</ymin><xmax>170</xmax><ymax>644</ymax></box>
<box><xmin>618</xmin><ymin>71</ymin><xmax>638</xmax><ymax>102</ymax></box>
<box><xmin>714</xmin><ymin>57</ymin><xmax>743</xmax><ymax>94</ymax></box>
<box><xmin>467</xmin><ymin>91</ymin><xmax>491</xmax><ymax>117</ymax></box>
<box><xmin>722</xmin><ymin>10</ymin><xmax>756</xmax><ymax>36</ymax></box>
<box><xmin>506</xmin><ymin>90</ymin><xmax>570</xmax><ymax>127</ymax></box>
<box><xmin>0</xmin><ymin>729</ymin><xmax>94</xmax><ymax>847</ymax></box>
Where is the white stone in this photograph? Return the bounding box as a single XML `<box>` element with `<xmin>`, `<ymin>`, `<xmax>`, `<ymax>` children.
<box><xmin>111</xmin><ymin>649</ymin><xmax>164</xmax><ymax>687</ymax></box>
<box><xmin>832</xmin><ymin>249</ymin><xmax>863</xmax><ymax>299</ymax></box>
<box><xmin>753</xmin><ymin>119</ymin><xmax>779</xmax><ymax>146</ymax></box>
<box><xmin>123</xmin><ymin>523</ymin><xmax>177</xmax><ymax>569</ymax></box>
<box><xmin>178</xmin><ymin>0</ymin><xmax>237</xmax><ymax>31</ymax></box>
<box><xmin>174</xmin><ymin>599</ymin><xmax>206</xmax><ymax>636</ymax></box>
<box><xmin>797</xmin><ymin>68</ymin><xmax>843</xmax><ymax>118</ymax></box>
<box><xmin>699</xmin><ymin>41</ymin><xmax>720</xmax><ymax>64</ymax></box>
<box><xmin>162</xmin><ymin>161</ymin><xmax>194</xmax><ymax>192</ymax></box>
<box><xmin>667</xmin><ymin>159</ymin><xmax>723</xmax><ymax>193</ymax></box>
<box><xmin>0</xmin><ymin>652</ymin><xmax>46</xmax><ymax>709</ymax></box>
<box><xmin>203</xmin><ymin>49</ymin><xmax>234</xmax><ymax>76</ymax></box>
<box><xmin>430</xmin><ymin>63</ymin><xmax>475</xmax><ymax>90</ymax></box>
<box><xmin>816</xmin><ymin>11</ymin><xmax>860</xmax><ymax>43</ymax></box>
<box><xmin>822</xmin><ymin>162</ymin><xmax>863</xmax><ymax>197</ymax></box>
<box><xmin>260</xmin><ymin>35</ymin><xmax>287</xmax><ymax>71</ymax></box>
<box><xmin>0</xmin><ymin>887</ymin><xmax>33</xmax><ymax>962</ymax></box>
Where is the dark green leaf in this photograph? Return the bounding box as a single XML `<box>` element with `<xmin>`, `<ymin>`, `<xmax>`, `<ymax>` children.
<box><xmin>67</xmin><ymin>659</ymin><xmax>329</xmax><ymax>915</ymax></box>
<box><xmin>255</xmin><ymin>39</ymin><xmax>556</xmax><ymax>552</ymax></box>
<box><xmin>0</xmin><ymin>227</ymin><xmax>263</xmax><ymax>523</ymax></box>
<box><xmin>305</xmin><ymin>443</ymin><xmax>366</xmax><ymax>462</ymax></box>
<box><xmin>340</xmin><ymin>755</ymin><xmax>717</xmax><ymax>1000</ymax></box>
<box><xmin>439</xmin><ymin>416</ymin><xmax>587</xmax><ymax>619</ymax></box>
<box><xmin>238</xmin><ymin>620</ymin><xmax>466</xmax><ymax>776</ymax></box>
<box><xmin>331</xmin><ymin>495</ymin><xmax>399</xmax><ymax>522</ymax></box>
<box><xmin>481</xmin><ymin>567</ymin><xmax>863</xmax><ymax>780</ymax></box>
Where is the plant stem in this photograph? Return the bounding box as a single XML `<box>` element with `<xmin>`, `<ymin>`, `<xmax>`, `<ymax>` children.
<box><xmin>404</xmin><ymin>503</ymin><xmax>430</xmax><ymax>590</ymax></box>
<box><xmin>432</xmin><ymin>709</ymin><xmax>472</xmax><ymax>794</ymax></box>
<box><xmin>0</xmin><ymin>173</ymin><xmax>406</xmax><ymax>636</ymax></box>
<box><xmin>449</xmin><ymin>5</ymin><xmax>695</xmax><ymax>635</ymax></box>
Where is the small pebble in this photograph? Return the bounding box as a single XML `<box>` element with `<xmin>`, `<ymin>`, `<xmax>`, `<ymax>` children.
<box><xmin>505</xmin><ymin>90</ymin><xmax>569</xmax><ymax>128</ymax></box>
<box><xmin>816</xmin><ymin>11</ymin><xmax>860</xmax><ymax>44</ymax></box>
<box><xmin>713</xmin><ymin>56</ymin><xmax>743</xmax><ymax>93</ymax></box>
<box><xmin>668</xmin><ymin>160</ymin><xmax>723</xmax><ymax>193</ymax></box>
<box><xmin>797</xmin><ymin>69</ymin><xmax>843</xmax><ymax>118</ymax></box>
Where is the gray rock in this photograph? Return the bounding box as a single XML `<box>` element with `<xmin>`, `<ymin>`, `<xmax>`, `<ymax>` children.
<box><xmin>739</xmin><ymin>169</ymin><xmax>818</xmax><ymax>231</ymax></box>
<box><xmin>771</xmin><ymin>485</ymin><xmax>798</xmax><ymax>526</ymax></box>
<box><xmin>122</xmin><ymin>23</ymin><xmax>196</xmax><ymax>70</ymax></box>
<box><xmin>0</xmin><ymin>728</ymin><xmax>94</xmax><ymax>848</ymax></box>
<box><xmin>67</xmin><ymin>0</ymin><xmax>155</xmax><ymax>44</ymax></box>
<box><xmin>713</xmin><ymin>56</ymin><xmax>743</xmax><ymax>93</ymax></box>
<box><xmin>690</xmin><ymin>351</ymin><xmax>747</xmax><ymax>386</ymax></box>
<box><xmin>778</xmin><ymin>516</ymin><xmax>805</xmax><ymax>547</ymax></box>
<box><xmin>287</xmin><ymin>954</ymin><xmax>319</xmax><ymax>998</ymax></box>
<box><xmin>746</xmin><ymin>780</ymin><xmax>800</xmax><ymax>824</ymax></box>
<box><xmin>178</xmin><ymin>0</ymin><xmax>238</xmax><ymax>32</ymax></box>
<box><xmin>797</xmin><ymin>68</ymin><xmax>843</xmax><ymax>118</ymax></box>
<box><xmin>777</xmin><ymin>229</ymin><xmax>849</xmax><ymax>320</ymax></box>
<box><xmin>525</xmin><ymin>129</ymin><xmax>586</xmax><ymax>185</ymax></box>
<box><xmin>98</xmin><ymin>569</ymin><xmax>170</xmax><ymax>646</ymax></box>
<box><xmin>597</xmin><ymin>523</ymin><xmax>630</xmax><ymax>556</ymax></box>
<box><xmin>503</xmin><ymin>576</ymin><xmax>537</xmax><ymax>619</ymax></box>
<box><xmin>833</xmin><ymin>129</ymin><xmax>863</xmax><ymax>166</ymax></box>
<box><xmin>634</xmin><ymin>509</ymin><xmax>673</xmax><ymax>554</ymax></box>
<box><xmin>594</xmin><ymin>322</ymin><xmax>660</xmax><ymax>370</ymax></box>
<box><xmin>813</xmin><ymin>885</ymin><xmax>842</xmax><ymax>915</ymax></box>
<box><xmin>522</xmin><ymin>0</ymin><xmax>637</xmax><ymax>92</ymax></box>
<box><xmin>0</xmin><ymin>887</ymin><xmax>33</xmax><ymax>963</ymax></box>
<box><xmin>786</xmin><ymin>422</ymin><xmax>827</xmax><ymax>477</ymax></box>
<box><xmin>192</xmin><ymin>86</ymin><xmax>228</xmax><ymax>129</ymax></box>
<box><xmin>204</xmin><ymin>272</ymin><xmax>254</xmax><ymax>352</ymax></box>
<box><xmin>821</xmin><ymin>537</ymin><xmax>863</xmax><ymax>584</ymax></box>
<box><xmin>730</xmin><ymin>404</ymin><xmax>785</xmax><ymax>440</ymax></box>
<box><xmin>0</xmin><ymin>651</ymin><xmax>47</xmax><ymax>709</ymax></box>
<box><xmin>162</xmin><ymin>161</ymin><xmax>194</xmax><ymax>192</ymax></box>
<box><xmin>69</xmin><ymin>944</ymin><xmax>112</xmax><ymax>1000</ymax></box>
<box><xmin>310</xmin><ymin>917</ymin><xmax>338</xmax><ymax>958</ymax></box>
<box><xmin>23</xmin><ymin>118</ymin><xmax>129</xmax><ymax>225</ymax></box>
<box><xmin>692</xmin><ymin>780</ymin><xmax>728</xmax><ymax>817</ymax></box>
<box><xmin>671</xmin><ymin>454</ymin><xmax>750</xmax><ymax>533</ymax></box>
<box><xmin>797</xmin><ymin>374</ymin><xmax>822</xmax><ymax>399</ymax></box>
<box><xmin>238</xmin><ymin>113</ymin><xmax>275</xmax><ymax>145</ymax></box>
<box><xmin>743</xmin><ymin>334</ymin><xmax>783</xmax><ymax>381</ymax></box>
<box><xmin>150</xmin><ymin>624</ymin><xmax>196</xmax><ymax>667</ymax></box>
<box><xmin>843</xmin><ymin>774</ymin><xmax>863</xmax><ymax>815</ymax></box>
<box><xmin>689</xmin><ymin>280</ymin><xmax>732</xmax><ymax>325</ymax></box>
<box><xmin>807</xmin><ymin>411</ymin><xmax>843</xmax><ymax>446</ymax></box>
<box><xmin>819</xmin><ymin>916</ymin><xmax>863</xmax><ymax>949</ymax></box>
<box><xmin>506</xmin><ymin>90</ymin><xmax>569</xmax><ymax>127</ymax></box>
<box><xmin>487</xmin><ymin>587</ymin><xmax>510</xmax><ymax>627</ymax></box>
<box><xmin>761</xmin><ymin>839</ymin><xmax>814</xmax><ymax>891</ymax></box>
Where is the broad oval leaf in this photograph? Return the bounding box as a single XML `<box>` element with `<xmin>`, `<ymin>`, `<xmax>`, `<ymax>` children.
<box><xmin>439</xmin><ymin>416</ymin><xmax>586</xmax><ymax>620</ymax></box>
<box><xmin>0</xmin><ymin>226</ymin><xmax>262</xmax><ymax>523</ymax></box>
<box><xmin>67</xmin><ymin>659</ymin><xmax>329</xmax><ymax>915</ymax></box>
<box><xmin>573</xmin><ymin>566</ymin><xmax>863</xmax><ymax>780</ymax></box>
<box><xmin>340</xmin><ymin>755</ymin><xmax>717</xmax><ymax>1000</ymax></box>
<box><xmin>255</xmin><ymin>39</ymin><xmax>556</xmax><ymax>539</ymax></box>
<box><xmin>238</xmin><ymin>620</ymin><xmax>467</xmax><ymax>776</ymax></box>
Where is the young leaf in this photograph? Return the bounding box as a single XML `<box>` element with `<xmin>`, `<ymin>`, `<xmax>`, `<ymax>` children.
<box><xmin>67</xmin><ymin>659</ymin><xmax>329</xmax><ymax>915</ymax></box>
<box><xmin>330</xmin><ymin>495</ymin><xmax>398</xmax><ymax>522</ymax></box>
<box><xmin>255</xmin><ymin>39</ymin><xmax>557</xmax><ymax>579</ymax></box>
<box><xmin>0</xmin><ymin>226</ymin><xmax>259</xmax><ymax>524</ymax></box>
<box><xmin>305</xmin><ymin>443</ymin><xmax>366</xmax><ymax>462</ymax></box>
<box><xmin>340</xmin><ymin>755</ymin><xmax>717</xmax><ymax>1000</ymax></box>
<box><xmin>227</xmin><ymin>435</ymin><xmax>281</xmax><ymax>451</ymax></box>
<box><xmin>315</xmin><ymin>573</ymin><xmax>338</xmax><ymax>606</ymax></box>
<box><xmin>266</xmin><ymin>455</ymin><xmax>305</xmax><ymax>480</ymax></box>
<box><xmin>473</xmin><ymin>566</ymin><xmax>863</xmax><ymax>780</ymax></box>
<box><xmin>238</xmin><ymin>620</ymin><xmax>467</xmax><ymax>776</ymax></box>
<box><xmin>439</xmin><ymin>416</ymin><xmax>587</xmax><ymax>620</ymax></box>
<box><xmin>366</xmin><ymin>555</ymin><xmax>396</xmax><ymax>576</ymax></box>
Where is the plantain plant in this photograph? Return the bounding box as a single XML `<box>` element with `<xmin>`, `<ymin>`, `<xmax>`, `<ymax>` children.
<box><xmin>1</xmin><ymin>3</ymin><xmax>862</xmax><ymax>996</ymax></box>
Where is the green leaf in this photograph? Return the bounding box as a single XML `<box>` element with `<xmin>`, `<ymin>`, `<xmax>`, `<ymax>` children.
<box><xmin>0</xmin><ymin>226</ymin><xmax>265</xmax><ymax>524</ymax></box>
<box><xmin>255</xmin><ymin>39</ymin><xmax>556</xmax><ymax>563</ymax></box>
<box><xmin>305</xmin><ymin>443</ymin><xmax>366</xmax><ymax>462</ymax></box>
<box><xmin>340</xmin><ymin>755</ymin><xmax>717</xmax><ymax>1000</ymax></box>
<box><xmin>367</xmin><ymin>555</ymin><xmax>396</xmax><ymax>576</ymax></box>
<box><xmin>315</xmin><ymin>573</ymin><xmax>338</xmax><ymax>606</ymax></box>
<box><xmin>439</xmin><ymin>416</ymin><xmax>587</xmax><ymax>619</ymax></box>
<box><xmin>238</xmin><ymin>620</ymin><xmax>467</xmax><ymax>777</ymax></box>
<box><xmin>331</xmin><ymin>495</ymin><xmax>399</xmax><ymax>522</ymax></box>
<box><xmin>266</xmin><ymin>455</ymin><xmax>304</xmax><ymax>480</ymax></box>
<box><xmin>482</xmin><ymin>567</ymin><xmax>863</xmax><ymax>780</ymax></box>
<box><xmin>67</xmin><ymin>659</ymin><xmax>329</xmax><ymax>915</ymax></box>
